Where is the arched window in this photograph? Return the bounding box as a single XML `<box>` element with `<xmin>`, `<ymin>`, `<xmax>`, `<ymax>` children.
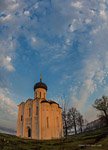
<box><xmin>44</xmin><ymin>93</ymin><xmax>45</xmax><ymax>99</ymax></box>
<box><xmin>36</xmin><ymin>106</ymin><xmax>38</xmax><ymax>115</ymax></box>
<box><xmin>40</xmin><ymin>92</ymin><xmax>41</xmax><ymax>98</ymax></box>
<box><xmin>35</xmin><ymin>92</ymin><xmax>37</xmax><ymax>98</ymax></box>
<box><xmin>28</xmin><ymin>128</ymin><xmax>31</xmax><ymax>137</ymax></box>
<box><xmin>21</xmin><ymin>115</ymin><xmax>23</xmax><ymax>121</ymax></box>
<box><xmin>57</xmin><ymin>117</ymin><xmax>59</xmax><ymax>128</ymax></box>
<box><xmin>46</xmin><ymin>117</ymin><xmax>49</xmax><ymax>128</ymax></box>
<box><xmin>29</xmin><ymin>108</ymin><xmax>31</xmax><ymax>117</ymax></box>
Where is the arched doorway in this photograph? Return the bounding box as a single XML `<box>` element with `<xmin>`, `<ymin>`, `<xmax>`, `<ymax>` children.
<box><xmin>28</xmin><ymin>127</ymin><xmax>31</xmax><ymax>137</ymax></box>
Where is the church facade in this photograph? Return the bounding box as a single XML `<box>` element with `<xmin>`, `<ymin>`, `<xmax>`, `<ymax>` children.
<box><xmin>17</xmin><ymin>77</ymin><xmax>63</xmax><ymax>140</ymax></box>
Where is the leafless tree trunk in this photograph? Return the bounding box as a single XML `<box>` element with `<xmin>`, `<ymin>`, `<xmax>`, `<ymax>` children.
<box><xmin>61</xmin><ymin>96</ymin><xmax>70</xmax><ymax>137</ymax></box>
<box><xmin>67</xmin><ymin>107</ymin><xmax>78</xmax><ymax>135</ymax></box>
<box><xmin>62</xmin><ymin>109</ymin><xmax>68</xmax><ymax>137</ymax></box>
<box><xmin>77</xmin><ymin>113</ymin><xmax>84</xmax><ymax>133</ymax></box>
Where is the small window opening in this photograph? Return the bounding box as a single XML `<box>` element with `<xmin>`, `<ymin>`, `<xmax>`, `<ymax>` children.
<box><xmin>36</xmin><ymin>106</ymin><xmax>38</xmax><ymax>115</ymax></box>
<box><xmin>21</xmin><ymin>115</ymin><xmax>23</xmax><ymax>121</ymax></box>
<box><xmin>28</xmin><ymin>128</ymin><xmax>31</xmax><ymax>137</ymax></box>
<box><xmin>40</xmin><ymin>92</ymin><xmax>41</xmax><ymax>98</ymax></box>
<box><xmin>47</xmin><ymin>117</ymin><xmax>49</xmax><ymax>128</ymax></box>
<box><xmin>35</xmin><ymin>92</ymin><xmax>37</xmax><ymax>98</ymax></box>
<box><xmin>44</xmin><ymin>93</ymin><xmax>45</xmax><ymax>99</ymax></box>
<box><xmin>29</xmin><ymin>108</ymin><xmax>31</xmax><ymax>117</ymax></box>
<box><xmin>57</xmin><ymin>117</ymin><xmax>59</xmax><ymax>128</ymax></box>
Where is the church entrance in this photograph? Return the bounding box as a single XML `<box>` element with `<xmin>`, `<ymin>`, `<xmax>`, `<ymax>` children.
<box><xmin>28</xmin><ymin>128</ymin><xmax>31</xmax><ymax>137</ymax></box>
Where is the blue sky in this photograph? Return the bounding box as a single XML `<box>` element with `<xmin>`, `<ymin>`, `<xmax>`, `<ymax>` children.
<box><xmin>0</xmin><ymin>0</ymin><xmax>108</xmax><ymax>130</ymax></box>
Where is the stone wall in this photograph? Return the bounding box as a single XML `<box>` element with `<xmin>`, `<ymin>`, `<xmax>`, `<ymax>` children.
<box><xmin>17</xmin><ymin>98</ymin><xmax>63</xmax><ymax>140</ymax></box>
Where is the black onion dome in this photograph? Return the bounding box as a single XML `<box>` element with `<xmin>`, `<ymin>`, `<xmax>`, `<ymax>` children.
<box><xmin>34</xmin><ymin>80</ymin><xmax>47</xmax><ymax>91</ymax></box>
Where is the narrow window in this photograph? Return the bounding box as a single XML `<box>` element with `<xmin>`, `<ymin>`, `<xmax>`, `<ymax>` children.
<box><xmin>57</xmin><ymin>117</ymin><xmax>59</xmax><ymax>128</ymax></box>
<box><xmin>47</xmin><ymin>117</ymin><xmax>49</xmax><ymax>128</ymax></box>
<box><xmin>29</xmin><ymin>108</ymin><xmax>31</xmax><ymax>117</ymax></box>
<box><xmin>44</xmin><ymin>93</ymin><xmax>45</xmax><ymax>99</ymax></box>
<box><xmin>40</xmin><ymin>92</ymin><xmax>41</xmax><ymax>98</ymax></box>
<box><xmin>21</xmin><ymin>115</ymin><xmax>23</xmax><ymax>121</ymax></box>
<box><xmin>36</xmin><ymin>106</ymin><xmax>38</xmax><ymax>115</ymax></box>
<box><xmin>35</xmin><ymin>92</ymin><xmax>37</xmax><ymax>98</ymax></box>
<box><xmin>28</xmin><ymin>128</ymin><xmax>31</xmax><ymax>137</ymax></box>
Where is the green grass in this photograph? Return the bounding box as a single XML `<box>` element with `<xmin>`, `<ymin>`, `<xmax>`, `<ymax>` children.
<box><xmin>0</xmin><ymin>127</ymin><xmax>108</xmax><ymax>150</ymax></box>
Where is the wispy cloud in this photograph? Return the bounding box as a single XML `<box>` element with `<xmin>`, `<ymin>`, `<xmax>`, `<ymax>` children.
<box><xmin>84</xmin><ymin>106</ymin><xmax>98</xmax><ymax>122</ymax></box>
<box><xmin>71</xmin><ymin>1</ymin><xmax>83</xmax><ymax>9</ymax></box>
<box><xmin>0</xmin><ymin>37</ymin><xmax>16</xmax><ymax>71</ymax></box>
<box><xmin>0</xmin><ymin>88</ymin><xmax>17</xmax><ymax>129</ymax></box>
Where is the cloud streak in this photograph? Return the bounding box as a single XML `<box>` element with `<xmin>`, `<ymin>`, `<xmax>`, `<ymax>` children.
<box><xmin>0</xmin><ymin>88</ymin><xmax>17</xmax><ymax>129</ymax></box>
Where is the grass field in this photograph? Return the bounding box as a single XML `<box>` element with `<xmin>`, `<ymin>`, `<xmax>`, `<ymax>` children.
<box><xmin>0</xmin><ymin>127</ymin><xmax>108</xmax><ymax>150</ymax></box>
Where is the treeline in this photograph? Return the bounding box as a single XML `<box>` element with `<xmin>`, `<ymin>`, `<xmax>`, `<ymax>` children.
<box><xmin>62</xmin><ymin>107</ymin><xmax>86</xmax><ymax>136</ymax></box>
<box><xmin>62</xmin><ymin>95</ymin><xmax>108</xmax><ymax>136</ymax></box>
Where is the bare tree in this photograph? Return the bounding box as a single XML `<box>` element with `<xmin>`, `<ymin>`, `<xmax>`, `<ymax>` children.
<box><xmin>61</xmin><ymin>96</ymin><xmax>85</xmax><ymax>136</ymax></box>
<box><xmin>93</xmin><ymin>96</ymin><xmax>108</xmax><ymax>125</ymax></box>
<box><xmin>61</xmin><ymin>96</ymin><xmax>70</xmax><ymax>137</ymax></box>
<box><xmin>62</xmin><ymin>108</ymin><xmax>68</xmax><ymax>137</ymax></box>
<box><xmin>77</xmin><ymin>113</ymin><xmax>84</xmax><ymax>133</ymax></box>
<box><xmin>67</xmin><ymin>107</ymin><xmax>78</xmax><ymax>135</ymax></box>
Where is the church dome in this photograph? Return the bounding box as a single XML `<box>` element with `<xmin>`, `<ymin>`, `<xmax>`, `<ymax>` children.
<box><xmin>34</xmin><ymin>76</ymin><xmax>47</xmax><ymax>91</ymax></box>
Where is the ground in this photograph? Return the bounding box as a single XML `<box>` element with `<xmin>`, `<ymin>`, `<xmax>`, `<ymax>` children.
<box><xmin>0</xmin><ymin>127</ymin><xmax>108</xmax><ymax>150</ymax></box>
